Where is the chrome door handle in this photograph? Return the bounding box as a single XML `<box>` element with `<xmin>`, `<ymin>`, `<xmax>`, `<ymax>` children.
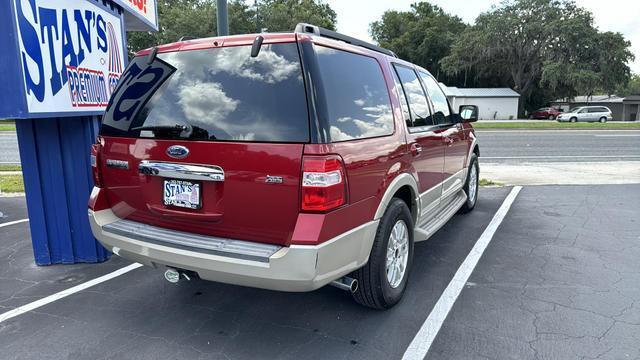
<box><xmin>443</xmin><ymin>137</ymin><xmax>455</xmax><ymax>145</ymax></box>
<box><xmin>138</xmin><ymin>161</ymin><xmax>225</xmax><ymax>182</ymax></box>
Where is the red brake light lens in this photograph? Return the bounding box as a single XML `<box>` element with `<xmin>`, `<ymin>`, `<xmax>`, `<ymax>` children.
<box><xmin>301</xmin><ymin>156</ymin><xmax>347</xmax><ymax>212</ymax></box>
<box><xmin>90</xmin><ymin>140</ymin><xmax>103</xmax><ymax>188</ymax></box>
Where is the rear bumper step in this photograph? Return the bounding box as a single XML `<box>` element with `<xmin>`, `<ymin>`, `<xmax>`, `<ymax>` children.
<box><xmin>89</xmin><ymin>208</ymin><xmax>378</xmax><ymax>292</ymax></box>
<box><xmin>103</xmin><ymin>219</ymin><xmax>281</xmax><ymax>263</ymax></box>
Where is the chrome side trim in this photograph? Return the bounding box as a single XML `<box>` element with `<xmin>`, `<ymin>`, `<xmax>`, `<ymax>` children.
<box><xmin>138</xmin><ymin>161</ymin><xmax>225</xmax><ymax>182</ymax></box>
<box><xmin>441</xmin><ymin>168</ymin><xmax>466</xmax><ymax>199</ymax></box>
<box><xmin>102</xmin><ymin>219</ymin><xmax>280</xmax><ymax>262</ymax></box>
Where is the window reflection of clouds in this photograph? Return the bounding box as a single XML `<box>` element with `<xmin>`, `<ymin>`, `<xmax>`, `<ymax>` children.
<box><xmin>317</xmin><ymin>46</ymin><xmax>393</xmax><ymax>142</ymax></box>
<box><xmin>137</xmin><ymin>44</ymin><xmax>307</xmax><ymax>142</ymax></box>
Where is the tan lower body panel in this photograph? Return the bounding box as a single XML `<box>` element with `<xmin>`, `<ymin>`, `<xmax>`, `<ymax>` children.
<box><xmin>89</xmin><ymin>209</ymin><xmax>378</xmax><ymax>292</ymax></box>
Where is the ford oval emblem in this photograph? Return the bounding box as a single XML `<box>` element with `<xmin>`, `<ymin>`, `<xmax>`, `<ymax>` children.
<box><xmin>166</xmin><ymin>145</ymin><xmax>189</xmax><ymax>159</ymax></box>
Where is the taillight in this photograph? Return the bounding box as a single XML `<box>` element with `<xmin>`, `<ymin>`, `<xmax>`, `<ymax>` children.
<box><xmin>90</xmin><ymin>137</ymin><xmax>103</xmax><ymax>188</ymax></box>
<box><xmin>301</xmin><ymin>155</ymin><xmax>347</xmax><ymax>212</ymax></box>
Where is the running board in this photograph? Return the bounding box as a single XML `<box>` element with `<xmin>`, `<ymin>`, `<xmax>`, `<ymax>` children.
<box><xmin>414</xmin><ymin>190</ymin><xmax>467</xmax><ymax>242</ymax></box>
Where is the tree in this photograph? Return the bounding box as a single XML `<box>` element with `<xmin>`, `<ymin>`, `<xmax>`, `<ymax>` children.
<box><xmin>370</xmin><ymin>3</ymin><xmax>467</xmax><ymax>84</ymax></box>
<box><xmin>257</xmin><ymin>0</ymin><xmax>336</xmax><ymax>32</ymax></box>
<box><xmin>618</xmin><ymin>74</ymin><xmax>640</xmax><ymax>96</ymax></box>
<box><xmin>126</xmin><ymin>0</ymin><xmax>336</xmax><ymax>55</ymax></box>
<box><xmin>441</xmin><ymin>0</ymin><xmax>634</xmax><ymax>114</ymax></box>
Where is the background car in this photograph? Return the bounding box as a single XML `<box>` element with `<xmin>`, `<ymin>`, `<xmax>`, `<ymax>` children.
<box><xmin>529</xmin><ymin>107</ymin><xmax>563</xmax><ymax>120</ymax></box>
<box><xmin>556</xmin><ymin>106</ymin><xmax>613</xmax><ymax>123</ymax></box>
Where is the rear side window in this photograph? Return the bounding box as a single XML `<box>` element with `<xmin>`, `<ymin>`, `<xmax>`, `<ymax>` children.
<box><xmin>393</xmin><ymin>65</ymin><xmax>434</xmax><ymax>129</ymax></box>
<box><xmin>100</xmin><ymin>43</ymin><xmax>309</xmax><ymax>142</ymax></box>
<box><xmin>419</xmin><ymin>72</ymin><xmax>451</xmax><ymax>125</ymax></box>
<box><xmin>315</xmin><ymin>46</ymin><xmax>393</xmax><ymax>142</ymax></box>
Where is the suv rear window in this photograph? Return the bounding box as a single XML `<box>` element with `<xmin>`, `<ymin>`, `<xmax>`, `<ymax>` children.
<box><xmin>100</xmin><ymin>43</ymin><xmax>309</xmax><ymax>142</ymax></box>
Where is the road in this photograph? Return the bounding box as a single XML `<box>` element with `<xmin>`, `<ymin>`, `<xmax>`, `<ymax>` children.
<box><xmin>476</xmin><ymin>129</ymin><xmax>640</xmax><ymax>163</ymax></box>
<box><xmin>0</xmin><ymin>132</ymin><xmax>19</xmax><ymax>164</ymax></box>
<box><xmin>2</xmin><ymin>129</ymin><xmax>639</xmax><ymax>165</ymax></box>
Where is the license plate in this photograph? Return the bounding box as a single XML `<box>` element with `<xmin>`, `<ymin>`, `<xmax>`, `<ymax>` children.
<box><xmin>163</xmin><ymin>180</ymin><xmax>201</xmax><ymax>209</ymax></box>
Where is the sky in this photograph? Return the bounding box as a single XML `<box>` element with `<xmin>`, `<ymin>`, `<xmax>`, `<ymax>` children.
<box><xmin>323</xmin><ymin>0</ymin><xmax>640</xmax><ymax>74</ymax></box>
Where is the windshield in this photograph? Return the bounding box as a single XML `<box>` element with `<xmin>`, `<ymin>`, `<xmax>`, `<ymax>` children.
<box><xmin>100</xmin><ymin>43</ymin><xmax>309</xmax><ymax>142</ymax></box>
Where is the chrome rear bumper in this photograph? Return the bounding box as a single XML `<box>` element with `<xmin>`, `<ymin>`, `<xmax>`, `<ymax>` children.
<box><xmin>103</xmin><ymin>219</ymin><xmax>281</xmax><ymax>263</ymax></box>
<box><xmin>89</xmin><ymin>208</ymin><xmax>378</xmax><ymax>292</ymax></box>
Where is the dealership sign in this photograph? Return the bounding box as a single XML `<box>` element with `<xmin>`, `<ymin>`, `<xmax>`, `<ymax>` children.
<box><xmin>112</xmin><ymin>0</ymin><xmax>158</xmax><ymax>31</ymax></box>
<box><xmin>12</xmin><ymin>0</ymin><xmax>126</xmax><ymax>115</ymax></box>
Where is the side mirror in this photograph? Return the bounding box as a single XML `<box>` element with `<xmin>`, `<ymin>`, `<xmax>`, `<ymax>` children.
<box><xmin>459</xmin><ymin>105</ymin><xmax>478</xmax><ymax>122</ymax></box>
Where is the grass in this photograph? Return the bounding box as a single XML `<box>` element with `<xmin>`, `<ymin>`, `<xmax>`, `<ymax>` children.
<box><xmin>479</xmin><ymin>178</ymin><xmax>503</xmax><ymax>187</ymax></box>
<box><xmin>473</xmin><ymin>121</ymin><xmax>640</xmax><ymax>130</ymax></box>
<box><xmin>0</xmin><ymin>120</ymin><xmax>16</xmax><ymax>131</ymax></box>
<box><xmin>0</xmin><ymin>164</ymin><xmax>21</xmax><ymax>171</ymax></box>
<box><xmin>0</xmin><ymin>174</ymin><xmax>24</xmax><ymax>193</ymax></box>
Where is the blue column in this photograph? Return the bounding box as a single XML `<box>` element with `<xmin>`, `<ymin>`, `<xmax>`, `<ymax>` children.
<box><xmin>16</xmin><ymin>117</ymin><xmax>110</xmax><ymax>265</ymax></box>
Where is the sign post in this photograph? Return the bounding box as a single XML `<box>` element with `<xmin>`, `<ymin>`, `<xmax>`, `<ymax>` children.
<box><xmin>0</xmin><ymin>0</ymin><xmax>157</xmax><ymax>265</ymax></box>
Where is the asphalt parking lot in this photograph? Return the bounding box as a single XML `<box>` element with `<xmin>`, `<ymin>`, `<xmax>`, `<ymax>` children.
<box><xmin>2</xmin><ymin>184</ymin><xmax>639</xmax><ymax>359</ymax></box>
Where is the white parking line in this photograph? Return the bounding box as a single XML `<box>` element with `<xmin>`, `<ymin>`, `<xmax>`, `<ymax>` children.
<box><xmin>594</xmin><ymin>134</ymin><xmax>640</xmax><ymax>137</ymax></box>
<box><xmin>483</xmin><ymin>155</ymin><xmax>640</xmax><ymax>160</ymax></box>
<box><xmin>0</xmin><ymin>263</ymin><xmax>143</xmax><ymax>323</ymax></box>
<box><xmin>0</xmin><ymin>218</ymin><xmax>29</xmax><ymax>228</ymax></box>
<box><xmin>402</xmin><ymin>186</ymin><xmax>522</xmax><ymax>360</ymax></box>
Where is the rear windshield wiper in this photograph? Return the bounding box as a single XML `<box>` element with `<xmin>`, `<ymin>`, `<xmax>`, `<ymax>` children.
<box><xmin>131</xmin><ymin>124</ymin><xmax>191</xmax><ymax>132</ymax></box>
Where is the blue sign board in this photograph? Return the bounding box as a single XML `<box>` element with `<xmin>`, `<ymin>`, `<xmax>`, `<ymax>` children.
<box><xmin>1</xmin><ymin>0</ymin><xmax>127</xmax><ymax>119</ymax></box>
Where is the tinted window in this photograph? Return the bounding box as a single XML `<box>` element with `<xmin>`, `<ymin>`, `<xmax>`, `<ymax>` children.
<box><xmin>391</xmin><ymin>68</ymin><xmax>411</xmax><ymax>128</ymax></box>
<box><xmin>394</xmin><ymin>65</ymin><xmax>433</xmax><ymax>129</ymax></box>
<box><xmin>100</xmin><ymin>43</ymin><xmax>309</xmax><ymax>142</ymax></box>
<box><xmin>588</xmin><ymin>107</ymin><xmax>600</xmax><ymax>113</ymax></box>
<box><xmin>315</xmin><ymin>46</ymin><xmax>393</xmax><ymax>141</ymax></box>
<box><xmin>419</xmin><ymin>72</ymin><xmax>451</xmax><ymax>124</ymax></box>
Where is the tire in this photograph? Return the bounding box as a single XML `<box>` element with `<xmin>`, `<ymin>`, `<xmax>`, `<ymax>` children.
<box><xmin>459</xmin><ymin>153</ymin><xmax>479</xmax><ymax>213</ymax></box>
<box><xmin>548</xmin><ymin>115</ymin><xmax>555</xmax><ymax>120</ymax></box>
<box><xmin>599</xmin><ymin>117</ymin><xmax>607</xmax><ymax>123</ymax></box>
<box><xmin>570</xmin><ymin>117</ymin><xmax>578</xmax><ymax>123</ymax></box>
<box><xmin>351</xmin><ymin>198</ymin><xmax>414</xmax><ymax>310</ymax></box>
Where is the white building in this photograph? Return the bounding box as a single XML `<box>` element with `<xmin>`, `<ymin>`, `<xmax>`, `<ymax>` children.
<box><xmin>442</xmin><ymin>85</ymin><xmax>520</xmax><ymax>120</ymax></box>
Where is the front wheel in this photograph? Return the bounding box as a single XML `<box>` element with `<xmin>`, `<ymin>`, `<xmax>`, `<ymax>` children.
<box><xmin>548</xmin><ymin>115</ymin><xmax>555</xmax><ymax>120</ymax></box>
<box><xmin>351</xmin><ymin>198</ymin><xmax>414</xmax><ymax>310</ymax></box>
<box><xmin>459</xmin><ymin>153</ymin><xmax>479</xmax><ymax>213</ymax></box>
<box><xmin>570</xmin><ymin>117</ymin><xmax>578</xmax><ymax>123</ymax></box>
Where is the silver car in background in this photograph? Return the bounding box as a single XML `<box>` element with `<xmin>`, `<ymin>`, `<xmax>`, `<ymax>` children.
<box><xmin>557</xmin><ymin>106</ymin><xmax>613</xmax><ymax>123</ymax></box>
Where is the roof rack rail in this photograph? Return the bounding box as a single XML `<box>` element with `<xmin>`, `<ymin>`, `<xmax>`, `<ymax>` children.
<box><xmin>294</xmin><ymin>23</ymin><xmax>397</xmax><ymax>58</ymax></box>
<box><xmin>178</xmin><ymin>36</ymin><xmax>196</xmax><ymax>42</ymax></box>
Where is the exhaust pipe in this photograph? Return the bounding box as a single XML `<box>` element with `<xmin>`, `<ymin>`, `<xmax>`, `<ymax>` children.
<box><xmin>164</xmin><ymin>268</ymin><xmax>198</xmax><ymax>283</ymax></box>
<box><xmin>330</xmin><ymin>276</ymin><xmax>358</xmax><ymax>293</ymax></box>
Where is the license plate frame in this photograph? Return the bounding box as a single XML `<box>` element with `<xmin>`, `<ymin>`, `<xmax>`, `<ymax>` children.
<box><xmin>163</xmin><ymin>179</ymin><xmax>202</xmax><ymax>210</ymax></box>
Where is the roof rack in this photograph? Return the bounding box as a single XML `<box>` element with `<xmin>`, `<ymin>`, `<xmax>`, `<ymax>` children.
<box><xmin>294</xmin><ymin>23</ymin><xmax>397</xmax><ymax>58</ymax></box>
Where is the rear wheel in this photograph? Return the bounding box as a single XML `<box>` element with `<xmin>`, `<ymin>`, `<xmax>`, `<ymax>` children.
<box><xmin>459</xmin><ymin>153</ymin><xmax>479</xmax><ymax>213</ymax></box>
<box><xmin>570</xmin><ymin>117</ymin><xmax>578</xmax><ymax>123</ymax></box>
<box><xmin>599</xmin><ymin>117</ymin><xmax>607</xmax><ymax>123</ymax></box>
<box><xmin>352</xmin><ymin>198</ymin><xmax>414</xmax><ymax>310</ymax></box>
<box><xmin>548</xmin><ymin>115</ymin><xmax>555</xmax><ymax>120</ymax></box>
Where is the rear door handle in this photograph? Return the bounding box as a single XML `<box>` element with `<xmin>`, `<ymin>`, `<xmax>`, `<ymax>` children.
<box><xmin>410</xmin><ymin>143</ymin><xmax>422</xmax><ymax>156</ymax></box>
<box><xmin>443</xmin><ymin>137</ymin><xmax>455</xmax><ymax>146</ymax></box>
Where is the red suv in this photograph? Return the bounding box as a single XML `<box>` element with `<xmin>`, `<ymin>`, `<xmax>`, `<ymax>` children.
<box><xmin>89</xmin><ymin>24</ymin><xmax>480</xmax><ymax>309</ymax></box>
<box><xmin>529</xmin><ymin>107</ymin><xmax>562</xmax><ymax>120</ymax></box>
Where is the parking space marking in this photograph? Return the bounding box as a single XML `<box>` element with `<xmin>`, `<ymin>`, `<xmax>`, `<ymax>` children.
<box><xmin>483</xmin><ymin>155</ymin><xmax>640</xmax><ymax>160</ymax></box>
<box><xmin>0</xmin><ymin>218</ymin><xmax>29</xmax><ymax>228</ymax></box>
<box><xmin>0</xmin><ymin>263</ymin><xmax>143</xmax><ymax>323</ymax></box>
<box><xmin>402</xmin><ymin>186</ymin><xmax>522</xmax><ymax>360</ymax></box>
